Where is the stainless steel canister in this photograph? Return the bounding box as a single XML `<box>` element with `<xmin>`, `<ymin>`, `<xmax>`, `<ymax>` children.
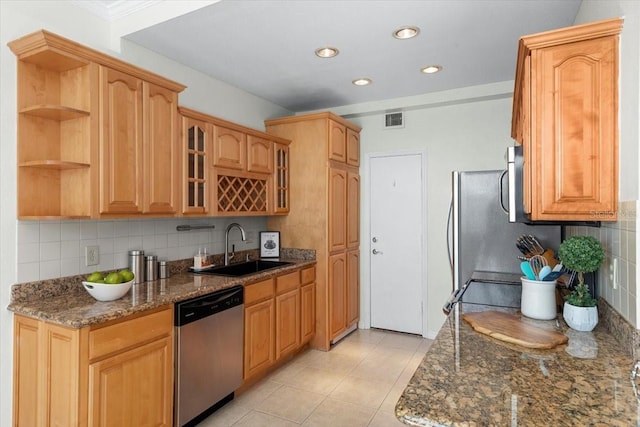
<box><xmin>159</xmin><ymin>261</ymin><xmax>169</xmax><ymax>279</ymax></box>
<box><xmin>129</xmin><ymin>250</ymin><xmax>145</xmax><ymax>284</ymax></box>
<box><xmin>145</xmin><ymin>255</ymin><xmax>158</xmax><ymax>282</ymax></box>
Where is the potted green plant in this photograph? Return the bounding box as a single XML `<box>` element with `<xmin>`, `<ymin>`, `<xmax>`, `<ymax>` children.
<box><xmin>558</xmin><ymin>235</ymin><xmax>605</xmax><ymax>331</ymax></box>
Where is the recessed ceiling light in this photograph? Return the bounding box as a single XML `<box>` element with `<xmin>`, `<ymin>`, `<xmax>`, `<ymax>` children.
<box><xmin>393</xmin><ymin>26</ymin><xmax>420</xmax><ymax>40</ymax></box>
<box><xmin>352</xmin><ymin>78</ymin><xmax>372</xmax><ymax>86</ymax></box>
<box><xmin>315</xmin><ymin>47</ymin><xmax>339</xmax><ymax>58</ymax></box>
<box><xmin>421</xmin><ymin>65</ymin><xmax>442</xmax><ymax>74</ymax></box>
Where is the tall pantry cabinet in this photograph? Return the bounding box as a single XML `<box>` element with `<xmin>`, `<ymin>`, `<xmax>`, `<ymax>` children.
<box><xmin>265</xmin><ymin>112</ymin><xmax>361</xmax><ymax>350</ymax></box>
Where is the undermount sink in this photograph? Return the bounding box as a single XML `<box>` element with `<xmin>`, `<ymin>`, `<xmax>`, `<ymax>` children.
<box><xmin>198</xmin><ymin>260</ymin><xmax>292</xmax><ymax>277</ymax></box>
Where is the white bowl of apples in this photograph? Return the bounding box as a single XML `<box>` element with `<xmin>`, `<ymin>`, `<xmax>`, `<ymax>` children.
<box><xmin>83</xmin><ymin>269</ymin><xmax>135</xmax><ymax>302</ymax></box>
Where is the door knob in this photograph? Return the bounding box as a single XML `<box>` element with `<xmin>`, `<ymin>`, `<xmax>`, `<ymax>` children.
<box><xmin>372</xmin><ymin>249</ymin><xmax>383</xmax><ymax>255</ymax></box>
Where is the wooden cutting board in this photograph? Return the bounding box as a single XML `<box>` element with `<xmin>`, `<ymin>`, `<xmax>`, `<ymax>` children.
<box><xmin>462</xmin><ymin>311</ymin><xmax>568</xmax><ymax>349</ymax></box>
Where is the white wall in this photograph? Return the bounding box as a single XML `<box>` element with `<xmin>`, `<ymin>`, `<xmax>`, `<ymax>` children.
<box><xmin>0</xmin><ymin>2</ymin><xmax>291</xmax><ymax>425</ymax></box>
<box><xmin>322</xmin><ymin>82</ymin><xmax>515</xmax><ymax>337</ymax></box>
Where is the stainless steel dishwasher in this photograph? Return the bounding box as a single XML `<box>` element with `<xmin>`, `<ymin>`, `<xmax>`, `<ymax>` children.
<box><xmin>174</xmin><ymin>285</ymin><xmax>244</xmax><ymax>427</ymax></box>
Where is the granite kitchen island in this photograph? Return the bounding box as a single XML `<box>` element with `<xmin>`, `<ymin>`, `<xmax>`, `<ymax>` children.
<box><xmin>396</xmin><ymin>303</ymin><xmax>639</xmax><ymax>426</ymax></box>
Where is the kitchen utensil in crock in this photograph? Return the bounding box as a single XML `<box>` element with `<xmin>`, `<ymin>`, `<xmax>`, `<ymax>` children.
<box><xmin>529</xmin><ymin>255</ymin><xmax>548</xmax><ymax>280</ymax></box>
<box><xmin>541</xmin><ymin>248</ymin><xmax>559</xmax><ymax>268</ymax></box>
<box><xmin>541</xmin><ymin>271</ymin><xmax>563</xmax><ymax>282</ymax></box>
<box><xmin>538</xmin><ymin>265</ymin><xmax>552</xmax><ymax>280</ymax></box>
<box><xmin>527</xmin><ymin>235</ymin><xmax>545</xmax><ymax>255</ymax></box>
<box><xmin>520</xmin><ymin>261</ymin><xmax>536</xmax><ymax>280</ymax></box>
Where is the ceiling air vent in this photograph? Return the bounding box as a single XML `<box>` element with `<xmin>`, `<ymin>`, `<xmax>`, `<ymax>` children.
<box><xmin>384</xmin><ymin>111</ymin><xmax>404</xmax><ymax>129</ymax></box>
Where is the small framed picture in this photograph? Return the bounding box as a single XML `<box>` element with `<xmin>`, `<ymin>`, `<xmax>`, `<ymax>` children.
<box><xmin>260</xmin><ymin>231</ymin><xmax>280</xmax><ymax>258</ymax></box>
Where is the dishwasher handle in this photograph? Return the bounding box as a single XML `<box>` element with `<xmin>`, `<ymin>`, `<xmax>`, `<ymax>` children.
<box><xmin>175</xmin><ymin>286</ymin><xmax>244</xmax><ymax>326</ymax></box>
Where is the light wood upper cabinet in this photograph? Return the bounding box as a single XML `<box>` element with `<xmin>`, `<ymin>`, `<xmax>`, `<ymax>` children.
<box><xmin>179</xmin><ymin>108</ymin><xmax>289</xmax><ymax>216</ymax></box>
<box><xmin>100</xmin><ymin>69</ymin><xmax>179</xmax><ymax>216</ymax></box>
<box><xmin>329</xmin><ymin>121</ymin><xmax>360</xmax><ymax>166</ymax></box>
<box><xmin>213</xmin><ymin>125</ymin><xmax>247</xmax><ymax>171</ymax></box>
<box><xmin>11</xmin><ymin>43</ymin><xmax>94</xmax><ymax>219</ymax></box>
<box><xmin>99</xmin><ymin>67</ymin><xmax>144</xmax><ymax>214</ymax></box>
<box><xmin>346</xmin><ymin>128</ymin><xmax>360</xmax><ymax>167</ymax></box>
<box><xmin>329</xmin><ymin>120</ymin><xmax>347</xmax><ymax>162</ymax></box>
<box><xmin>512</xmin><ymin>18</ymin><xmax>622</xmax><ymax>221</ymax></box>
<box><xmin>273</xmin><ymin>142</ymin><xmax>290</xmax><ymax>214</ymax></box>
<box><xmin>9</xmin><ymin>30</ymin><xmax>185</xmax><ymax>219</ymax></box>
<box><xmin>247</xmin><ymin>135</ymin><xmax>273</xmax><ymax>174</ymax></box>
<box><xmin>143</xmin><ymin>83</ymin><xmax>180</xmax><ymax>214</ymax></box>
<box><xmin>181</xmin><ymin>114</ymin><xmax>210</xmax><ymax>215</ymax></box>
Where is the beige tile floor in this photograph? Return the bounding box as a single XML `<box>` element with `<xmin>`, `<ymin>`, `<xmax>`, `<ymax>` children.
<box><xmin>199</xmin><ymin>328</ymin><xmax>433</xmax><ymax>427</ymax></box>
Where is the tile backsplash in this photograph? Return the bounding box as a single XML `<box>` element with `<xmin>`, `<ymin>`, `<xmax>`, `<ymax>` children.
<box><xmin>566</xmin><ymin>200</ymin><xmax>638</xmax><ymax>327</ymax></box>
<box><xmin>17</xmin><ymin>217</ymin><xmax>267</xmax><ymax>283</ymax></box>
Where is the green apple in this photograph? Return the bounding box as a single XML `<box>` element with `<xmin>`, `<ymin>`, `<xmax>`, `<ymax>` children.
<box><xmin>118</xmin><ymin>269</ymin><xmax>134</xmax><ymax>282</ymax></box>
<box><xmin>104</xmin><ymin>272</ymin><xmax>123</xmax><ymax>284</ymax></box>
<box><xmin>86</xmin><ymin>271</ymin><xmax>103</xmax><ymax>283</ymax></box>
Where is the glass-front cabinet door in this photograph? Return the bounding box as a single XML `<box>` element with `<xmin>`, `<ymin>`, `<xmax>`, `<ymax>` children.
<box><xmin>273</xmin><ymin>142</ymin><xmax>290</xmax><ymax>214</ymax></box>
<box><xmin>182</xmin><ymin>116</ymin><xmax>209</xmax><ymax>214</ymax></box>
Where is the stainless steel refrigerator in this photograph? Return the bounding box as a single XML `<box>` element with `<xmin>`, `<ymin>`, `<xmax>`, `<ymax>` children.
<box><xmin>445</xmin><ymin>170</ymin><xmax>562</xmax><ymax>312</ymax></box>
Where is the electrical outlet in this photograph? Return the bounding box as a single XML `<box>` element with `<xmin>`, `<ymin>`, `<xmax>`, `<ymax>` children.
<box><xmin>85</xmin><ymin>245</ymin><xmax>100</xmax><ymax>266</ymax></box>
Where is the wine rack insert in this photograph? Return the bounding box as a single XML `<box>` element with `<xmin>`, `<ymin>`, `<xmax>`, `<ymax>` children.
<box><xmin>217</xmin><ymin>174</ymin><xmax>268</xmax><ymax>214</ymax></box>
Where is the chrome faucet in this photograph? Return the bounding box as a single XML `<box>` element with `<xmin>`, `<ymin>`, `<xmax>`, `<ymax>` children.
<box><xmin>224</xmin><ymin>223</ymin><xmax>246</xmax><ymax>265</ymax></box>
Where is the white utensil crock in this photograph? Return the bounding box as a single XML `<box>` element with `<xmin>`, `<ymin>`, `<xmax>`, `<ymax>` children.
<box><xmin>520</xmin><ymin>277</ymin><xmax>557</xmax><ymax>320</ymax></box>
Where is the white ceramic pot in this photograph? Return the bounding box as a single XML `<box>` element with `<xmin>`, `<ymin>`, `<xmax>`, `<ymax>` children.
<box><xmin>563</xmin><ymin>301</ymin><xmax>598</xmax><ymax>331</ymax></box>
<box><xmin>520</xmin><ymin>277</ymin><xmax>558</xmax><ymax>320</ymax></box>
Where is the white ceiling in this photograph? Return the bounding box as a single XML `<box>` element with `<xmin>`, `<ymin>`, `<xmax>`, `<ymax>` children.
<box><xmin>96</xmin><ymin>0</ymin><xmax>582</xmax><ymax>112</ymax></box>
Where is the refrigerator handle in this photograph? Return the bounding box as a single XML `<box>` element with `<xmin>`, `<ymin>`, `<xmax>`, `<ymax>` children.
<box><xmin>446</xmin><ymin>199</ymin><xmax>453</xmax><ymax>270</ymax></box>
<box><xmin>449</xmin><ymin>171</ymin><xmax>459</xmax><ymax>291</ymax></box>
<box><xmin>498</xmin><ymin>169</ymin><xmax>509</xmax><ymax>215</ymax></box>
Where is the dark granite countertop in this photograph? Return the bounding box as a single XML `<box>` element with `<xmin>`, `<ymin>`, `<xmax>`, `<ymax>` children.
<box><xmin>7</xmin><ymin>257</ymin><xmax>315</xmax><ymax>329</ymax></box>
<box><xmin>396</xmin><ymin>303</ymin><xmax>639</xmax><ymax>426</ymax></box>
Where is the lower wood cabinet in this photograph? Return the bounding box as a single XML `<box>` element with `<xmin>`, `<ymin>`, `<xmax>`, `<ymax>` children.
<box><xmin>243</xmin><ymin>265</ymin><xmax>316</xmax><ymax>381</ymax></box>
<box><xmin>13</xmin><ymin>306</ymin><xmax>174</xmax><ymax>427</ymax></box>
<box><xmin>301</xmin><ymin>269</ymin><xmax>316</xmax><ymax>345</ymax></box>
<box><xmin>88</xmin><ymin>336</ymin><xmax>173</xmax><ymax>426</ymax></box>
<box><xmin>275</xmin><ymin>271</ymin><xmax>301</xmax><ymax>359</ymax></box>
<box><xmin>244</xmin><ymin>297</ymin><xmax>275</xmax><ymax>378</ymax></box>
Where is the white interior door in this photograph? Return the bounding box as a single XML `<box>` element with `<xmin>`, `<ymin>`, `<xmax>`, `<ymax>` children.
<box><xmin>370</xmin><ymin>154</ymin><xmax>423</xmax><ymax>335</ymax></box>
